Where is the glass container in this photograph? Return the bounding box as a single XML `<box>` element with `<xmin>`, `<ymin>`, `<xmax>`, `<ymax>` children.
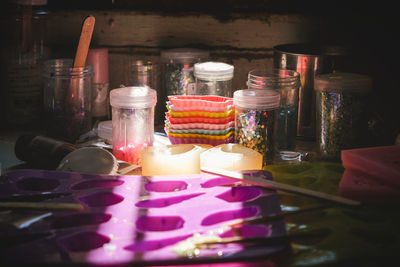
<box><xmin>247</xmin><ymin>69</ymin><xmax>300</xmax><ymax>153</ymax></box>
<box><xmin>194</xmin><ymin>61</ymin><xmax>234</xmax><ymax>97</ymax></box>
<box><xmin>314</xmin><ymin>72</ymin><xmax>372</xmax><ymax>160</ymax></box>
<box><xmin>110</xmin><ymin>86</ymin><xmax>157</xmax><ymax>165</ymax></box>
<box><xmin>234</xmin><ymin>89</ymin><xmax>280</xmax><ymax>166</ymax></box>
<box><xmin>43</xmin><ymin>58</ymin><xmax>93</xmax><ymax>143</ymax></box>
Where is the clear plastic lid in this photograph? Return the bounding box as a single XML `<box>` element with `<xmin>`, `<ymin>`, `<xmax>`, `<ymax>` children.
<box><xmin>110</xmin><ymin>86</ymin><xmax>157</xmax><ymax>109</ymax></box>
<box><xmin>314</xmin><ymin>72</ymin><xmax>372</xmax><ymax>92</ymax></box>
<box><xmin>194</xmin><ymin>62</ymin><xmax>234</xmax><ymax>81</ymax></box>
<box><xmin>234</xmin><ymin>89</ymin><xmax>280</xmax><ymax>110</ymax></box>
<box><xmin>160</xmin><ymin>48</ymin><xmax>209</xmax><ymax>63</ymax></box>
<box><xmin>98</xmin><ymin>120</ymin><xmax>112</xmax><ymax>141</ymax></box>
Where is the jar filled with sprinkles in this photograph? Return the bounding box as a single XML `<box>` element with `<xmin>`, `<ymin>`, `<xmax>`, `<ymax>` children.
<box><xmin>234</xmin><ymin>89</ymin><xmax>280</xmax><ymax>166</ymax></box>
<box><xmin>314</xmin><ymin>72</ymin><xmax>372</xmax><ymax>160</ymax></box>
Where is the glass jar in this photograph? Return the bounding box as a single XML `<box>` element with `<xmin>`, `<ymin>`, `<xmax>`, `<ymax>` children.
<box><xmin>1</xmin><ymin>0</ymin><xmax>50</xmax><ymax>129</ymax></box>
<box><xmin>247</xmin><ymin>69</ymin><xmax>300</xmax><ymax>152</ymax></box>
<box><xmin>194</xmin><ymin>61</ymin><xmax>234</xmax><ymax>97</ymax></box>
<box><xmin>110</xmin><ymin>86</ymin><xmax>157</xmax><ymax>165</ymax></box>
<box><xmin>125</xmin><ymin>58</ymin><xmax>163</xmax><ymax>126</ymax></box>
<box><xmin>161</xmin><ymin>48</ymin><xmax>209</xmax><ymax>96</ymax></box>
<box><xmin>43</xmin><ymin>59</ymin><xmax>93</xmax><ymax>143</ymax></box>
<box><xmin>314</xmin><ymin>72</ymin><xmax>372</xmax><ymax>160</ymax></box>
<box><xmin>234</xmin><ymin>89</ymin><xmax>280</xmax><ymax>166</ymax></box>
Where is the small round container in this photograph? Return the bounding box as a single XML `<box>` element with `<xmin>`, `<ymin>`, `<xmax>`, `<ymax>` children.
<box><xmin>110</xmin><ymin>86</ymin><xmax>157</xmax><ymax>165</ymax></box>
<box><xmin>194</xmin><ymin>61</ymin><xmax>234</xmax><ymax>97</ymax></box>
<box><xmin>43</xmin><ymin>58</ymin><xmax>93</xmax><ymax>143</ymax></box>
<box><xmin>247</xmin><ymin>69</ymin><xmax>300</xmax><ymax>151</ymax></box>
<box><xmin>234</xmin><ymin>89</ymin><xmax>280</xmax><ymax>166</ymax></box>
<box><xmin>161</xmin><ymin>48</ymin><xmax>209</xmax><ymax>96</ymax></box>
<box><xmin>314</xmin><ymin>72</ymin><xmax>372</xmax><ymax>160</ymax></box>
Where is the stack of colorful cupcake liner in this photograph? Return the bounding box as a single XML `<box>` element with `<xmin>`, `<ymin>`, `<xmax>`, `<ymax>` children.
<box><xmin>165</xmin><ymin>95</ymin><xmax>235</xmax><ymax>145</ymax></box>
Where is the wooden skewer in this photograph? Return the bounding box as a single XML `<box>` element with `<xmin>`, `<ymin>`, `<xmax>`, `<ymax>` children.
<box><xmin>200</xmin><ymin>167</ymin><xmax>361</xmax><ymax>206</ymax></box>
<box><xmin>0</xmin><ymin>202</ymin><xmax>84</xmax><ymax>211</ymax></box>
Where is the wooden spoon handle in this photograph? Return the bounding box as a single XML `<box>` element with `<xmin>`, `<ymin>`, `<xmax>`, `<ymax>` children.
<box><xmin>73</xmin><ymin>15</ymin><xmax>96</xmax><ymax>68</ymax></box>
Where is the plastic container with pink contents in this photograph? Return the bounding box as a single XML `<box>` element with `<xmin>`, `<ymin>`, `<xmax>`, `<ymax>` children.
<box><xmin>1</xmin><ymin>169</ymin><xmax>288</xmax><ymax>265</ymax></box>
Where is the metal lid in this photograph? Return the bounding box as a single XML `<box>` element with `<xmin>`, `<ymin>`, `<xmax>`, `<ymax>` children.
<box><xmin>314</xmin><ymin>72</ymin><xmax>372</xmax><ymax>92</ymax></box>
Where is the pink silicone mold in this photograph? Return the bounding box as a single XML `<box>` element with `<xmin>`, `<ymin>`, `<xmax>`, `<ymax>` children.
<box><xmin>124</xmin><ymin>235</ymin><xmax>192</xmax><ymax>252</ymax></box>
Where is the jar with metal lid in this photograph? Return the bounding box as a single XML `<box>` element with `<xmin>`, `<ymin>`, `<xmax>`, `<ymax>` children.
<box><xmin>194</xmin><ymin>61</ymin><xmax>234</xmax><ymax>97</ymax></box>
<box><xmin>110</xmin><ymin>86</ymin><xmax>157</xmax><ymax>165</ymax></box>
<box><xmin>314</xmin><ymin>72</ymin><xmax>372</xmax><ymax>160</ymax></box>
<box><xmin>234</xmin><ymin>89</ymin><xmax>280</xmax><ymax>166</ymax></box>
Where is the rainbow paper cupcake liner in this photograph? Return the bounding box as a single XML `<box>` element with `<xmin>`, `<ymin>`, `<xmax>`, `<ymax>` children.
<box><xmin>168</xmin><ymin>95</ymin><xmax>234</xmax><ymax>111</ymax></box>
<box><xmin>166</xmin><ymin>120</ymin><xmax>235</xmax><ymax>130</ymax></box>
<box><xmin>168</xmin><ymin>135</ymin><xmax>235</xmax><ymax>145</ymax></box>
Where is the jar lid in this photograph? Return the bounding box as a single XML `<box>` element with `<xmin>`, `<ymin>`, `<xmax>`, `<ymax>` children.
<box><xmin>110</xmin><ymin>86</ymin><xmax>157</xmax><ymax>108</ymax></box>
<box><xmin>314</xmin><ymin>72</ymin><xmax>372</xmax><ymax>92</ymax></box>
<box><xmin>234</xmin><ymin>89</ymin><xmax>280</xmax><ymax>110</ymax></box>
<box><xmin>194</xmin><ymin>62</ymin><xmax>234</xmax><ymax>81</ymax></box>
<box><xmin>160</xmin><ymin>48</ymin><xmax>209</xmax><ymax>62</ymax></box>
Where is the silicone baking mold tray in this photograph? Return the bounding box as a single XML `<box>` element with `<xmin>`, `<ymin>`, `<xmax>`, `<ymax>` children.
<box><xmin>0</xmin><ymin>169</ymin><xmax>288</xmax><ymax>266</ymax></box>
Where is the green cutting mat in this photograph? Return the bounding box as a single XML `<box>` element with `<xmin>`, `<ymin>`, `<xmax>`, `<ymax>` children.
<box><xmin>264</xmin><ymin>162</ymin><xmax>400</xmax><ymax>267</ymax></box>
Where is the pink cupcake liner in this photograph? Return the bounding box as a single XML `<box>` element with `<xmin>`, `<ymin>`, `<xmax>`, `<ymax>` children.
<box><xmin>167</xmin><ymin>95</ymin><xmax>234</xmax><ymax>110</ymax></box>
<box><xmin>167</xmin><ymin>120</ymin><xmax>235</xmax><ymax>130</ymax></box>
<box><xmin>168</xmin><ymin>135</ymin><xmax>235</xmax><ymax>146</ymax></box>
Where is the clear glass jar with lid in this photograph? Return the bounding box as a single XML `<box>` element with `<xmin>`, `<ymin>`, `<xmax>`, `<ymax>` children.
<box><xmin>234</xmin><ymin>89</ymin><xmax>280</xmax><ymax>166</ymax></box>
<box><xmin>161</xmin><ymin>48</ymin><xmax>209</xmax><ymax>96</ymax></box>
<box><xmin>247</xmin><ymin>69</ymin><xmax>300</xmax><ymax>153</ymax></box>
<box><xmin>314</xmin><ymin>72</ymin><xmax>372</xmax><ymax>160</ymax></box>
<box><xmin>194</xmin><ymin>61</ymin><xmax>234</xmax><ymax>97</ymax></box>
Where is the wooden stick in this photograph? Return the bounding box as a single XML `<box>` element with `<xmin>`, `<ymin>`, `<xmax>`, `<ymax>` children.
<box><xmin>0</xmin><ymin>202</ymin><xmax>84</xmax><ymax>211</ymax></box>
<box><xmin>200</xmin><ymin>167</ymin><xmax>361</xmax><ymax>206</ymax></box>
<box><xmin>73</xmin><ymin>15</ymin><xmax>96</xmax><ymax>68</ymax></box>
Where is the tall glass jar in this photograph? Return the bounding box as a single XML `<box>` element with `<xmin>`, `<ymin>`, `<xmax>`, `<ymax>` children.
<box><xmin>194</xmin><ymin>61</ymin><xmax>234</xmax><ymax>97</ymax></box>
<box><xmin>247</xmin><ymin>69</ymin><xmax>300</xmax><ymax>152</ymax></box>
<box><xmin>125</xmin><ymin>58</ymin><xmax>163</xmax><ymax>127</ymax></box>
<box><xmin>314</xmin><ymin>72</ymin><xmax>372</xmax><ymax>160</ymax></box>
<box><xmin>234</xmin><ymin>89</ymin><xmax>280</xmax><ymax>166</ymax></box>
<box><xmin>110</xmin><ymin>86</ymin><xmax>157</xmax><ymax>165</ymax></box>
<box><xmin>43</xmin><ymin>59</ymin><xmax>93</xmax><ymax>143</ymax></box>
<box><xmin>1</xmin><ymin>0</ymin><xmax>50</xmax><ymax>129</ymax></box>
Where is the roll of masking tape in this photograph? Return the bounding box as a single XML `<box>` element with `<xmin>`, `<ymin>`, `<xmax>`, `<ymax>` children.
<box><xmin>141</xmin><ymin>144</ymin><xmax>212</xmax><ymax>176</ymax></box>
<box><xmin>200</xmin><ymin>143</ymin><xmax>262</xmax><ymax>171</ymax></box>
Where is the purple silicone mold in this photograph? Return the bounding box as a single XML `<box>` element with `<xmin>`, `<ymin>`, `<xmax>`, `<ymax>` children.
<box><xmin>70</xmin><ymin>179</ymin><xmax>124</xmax><ymax>190</ymax></box>
<box><xmin>79</xmin><ymin>191</ymin><xmax>124</xmax><ymax>207</ymax></box>
<box><xmin>135</xmin><ymin>193</ymin><xmax>204</xmax><ymax>208</ymax></box>
<box><xmin>144</xmin><ymin>180</ymin><xmax>188</xmax><ymax>192</ymax></box>
<box><xmin>136</xmin><ymin>216</ymin><xmax>185</xmax><ymax>231</ymax></box>
<box><xmin>57</xmin><ymin>231</ymin><xmax>110</xmax><ymax>252</ymax></box>
<box><xmin>201</xmin><ymin>206</ymin><xmax>260</xmax><ymax>226</ymax></box>
<box><xmin>215</xmin><ymin>186</ymin><xmax>262</xmax><ymax>203</ymax></box>
<box><xmin>16</xmin><ymin>177</ymin><xmax>60</xmax><ymax>191</ymax></box>
<box><xmin>51</xmin><ymin>213</ymin><xmax>112</xmax><ymax>229</ymax></box>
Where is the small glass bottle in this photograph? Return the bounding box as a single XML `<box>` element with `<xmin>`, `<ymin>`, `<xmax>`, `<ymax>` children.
<box><xmin>43</xmin><ymin>58</ymin><xmax>93</xmax><ymax>143</ymax></box>
<box><xmin>234</xmin><ymin>89</ymin><xmax>280</xmax><ymax>166</ymax></box>
<box><xmin>314</xmin><ymin>72</ymin><xmax>372</xmax><ymax>160</ymax></box>
<box><xmin>110</xmin><ymin>86</ymin><xmax>157</xmax><ymax>165</ymax></box>
<box><xmin>247</xmin><ymin>69</ymin><xmax>300</xmax><ymax>153</ymax></box>
<box><xmin>194</xmin><ymin>61</ymin><xmax>234</xmax><ymax>97</ymax></box>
